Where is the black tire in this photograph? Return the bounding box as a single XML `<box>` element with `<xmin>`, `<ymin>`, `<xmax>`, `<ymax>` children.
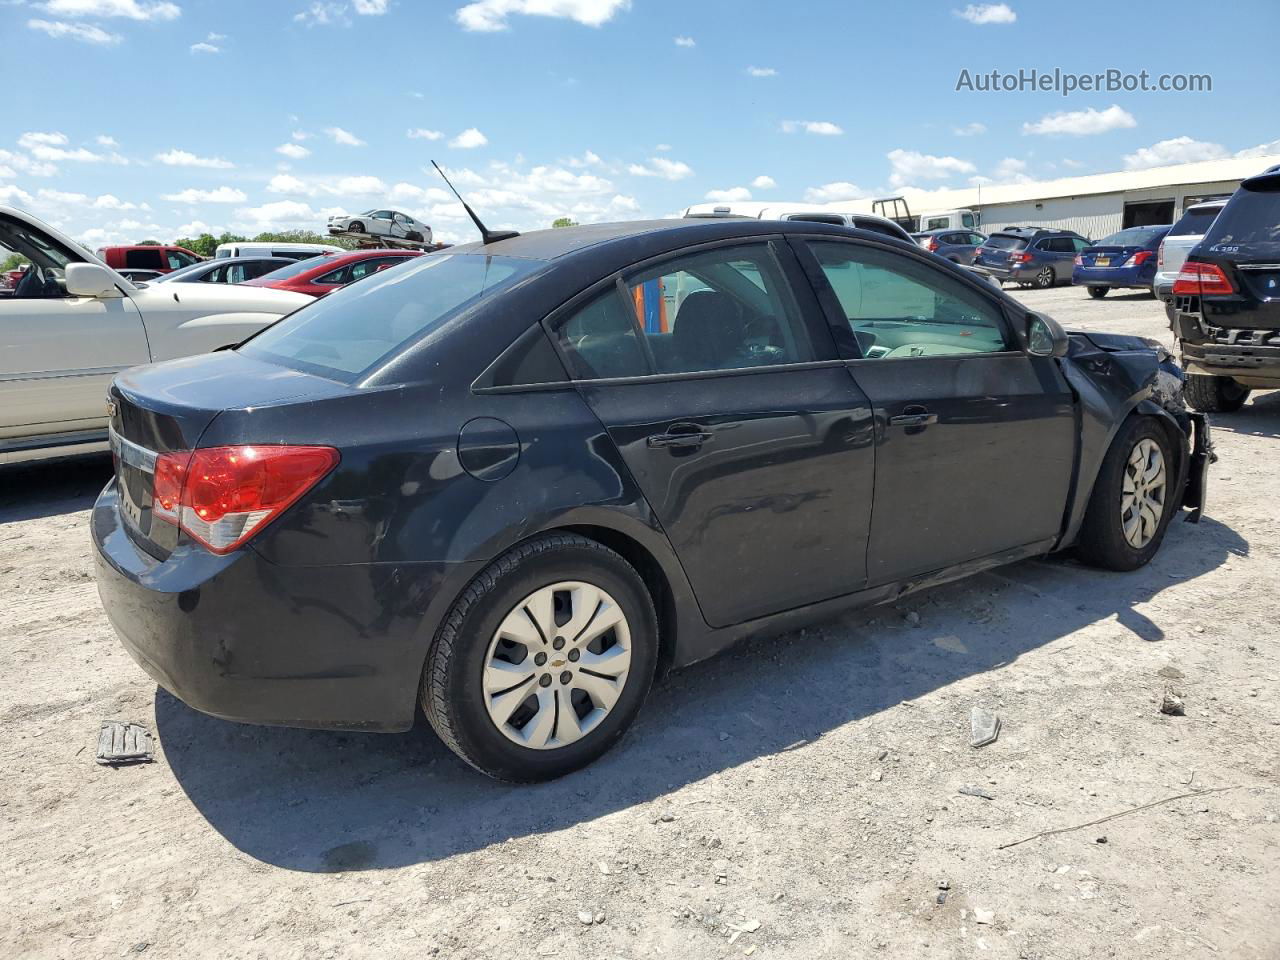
<box><xmin>348</xmin><ymin>220</ymin><xmax>365</xmax><ymax>234</ymax></box>
<box><xmin>1184</xmin><ymin>373</ymin><xmax>1249</xmax><ymax>413</ymax></box>
<box><xmin>1087</xmin><ymin>285</ymin><xmax>1108</xmax><ymax>299</ymax></box>
<box><xmin>406</xmin><ymin>231</ymin><xmax>423</xmax><ymax>243</ymax></box>
<box><xmin>1165</xmin><ymin>302</ymin><xmax>1177</xmax><ymax>325</ymax></box>
<box><xmin>1034</xmin><ymin>266</ymin><xmax>1056</xmax><ymax>289</ymax></box>
<box><xmin>421</xmin><ymin>533</ymin><xmax>658</xmax><ymax>782</ymax></box>
<box><xmin>1076</xmin><ymin>417</ymin><xmax>1177</xmax><ymax>571</ymax></box>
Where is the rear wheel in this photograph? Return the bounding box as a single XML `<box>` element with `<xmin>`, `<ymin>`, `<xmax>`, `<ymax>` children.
<box><xmin>1034</xmin><ymin>266</ymin><xmax>1056</xmax><ymax>289</ymax></box>
<box><xmin>406</xmin><ymin>231</ymin><xmax>423</xmax><ymax>243</ymax></box>
<box><xmin>1184</xmin><ymin>373</ymin><xmax>1250</xmax><ymax>413</ymax></box>
<box><xmin>1087</xmin><ymin>285</ymin><xmax>1108</xmax><ymax>299</ymax></box>
<box><xmin>422</xmin><ymin>533</ymin><xmax>658</xmax><ymax>781</ymax></box>
<box><xmin>1076</xmin><ymin>417</ymin><xmax>1176</xmax><ymax>571</ymax></box>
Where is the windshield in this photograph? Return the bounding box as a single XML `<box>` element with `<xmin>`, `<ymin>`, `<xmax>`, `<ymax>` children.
<box><xmin>1095</xmin><ymin>227</ymin><xmax>1167</xmax><ymax>247</ymax></box>
<box><xmin>240</xmin><ymin>254</ymin><xmax>543</xmax><ymax>382</ymax></box>
<box><xmin>1201</xmin><ymin>183</ymin><xmax>1280</xmax><ymax>249</ymax></box>
<box><xmin>984</xmin><ymin>234</ymin><xmax>1027</xmax><ymax>251</ymax></box>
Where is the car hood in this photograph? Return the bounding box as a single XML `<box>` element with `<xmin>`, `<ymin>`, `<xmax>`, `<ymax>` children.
<box><xmin>132</xmin><ymin>282</ymin><xmax>312</xmax><ymax>314</ymax></box>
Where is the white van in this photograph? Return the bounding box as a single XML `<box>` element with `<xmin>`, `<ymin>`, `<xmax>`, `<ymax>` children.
<box><xmin>214</xmin><ymin>241</ymin><xmax>345</xmax><ymax>260</ymax></box>
<box><xmin>914</xmin><ymin>209</ymin><xmax>981</xmax><ymax>232</ymax></box>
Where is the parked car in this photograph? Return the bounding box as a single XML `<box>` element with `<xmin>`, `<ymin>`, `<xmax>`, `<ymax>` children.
<box><xmin>912</xmin><ymin>228</ymin><xmax>987</xmax><ymax>265</ymax></box>
<box><xmin>242</xmin><ymin>249</ymin><xmax>423</xmax><ymax>296</ymax></box>
<box><xmin>92</xmin><ymin>217</ymin><xmax>1210</xmax><ymax>782</ymax></box>
<box><xmin>914</xmin><ymin>208</ymin><xmax>981</xmax><ymax>232</ymax></box>
<box><xmin>1153</xmin><ymin>200</ymin><xmax>1229</xmax><ymax>316</ymax></box>
<box><xmin>116</xmin><ymin>268</ymin><xmax>165</xmax><ymax>283</ymax></box>
<box><xmin>974</xmin><ymin>228</ymin><xmax>1090</xmax><ymax>289</ymax></box>
<box><xmin>1071</xmin><ymin>225</ymin><xmax>1171</xmax><ymax>298</ymax></box>
<box><xmin>327</xmin><ymin>209</ymin><xmax>432</xmax><ymax>243</ymax></box>
<box><xmin>96</xmin><ymin>245</ymin><xmax>202</xmax><ymax>275</ymax></box>
<box><xmin>154</xmin><ymin>256</ymin><xmax>295</xmax><ymax>285</ymax></box>
<box><xmin>0</xmin><ymin>206</ymin><xmax>312</xmax><ymax>464</ymax></box>
<box><xmin>214</xmin><ymin>241</ymin><xmax>345</xmax><ymax>260</ymax></box>
<box><xmin>1171</xmin><ymin>164</ymin><xmax>1280</xmax><ymax>412</ymax></box>
<box><xmin>682</xmin><ymin>202</ymin><xmax>915</xmax><ymax>243</ymax></box>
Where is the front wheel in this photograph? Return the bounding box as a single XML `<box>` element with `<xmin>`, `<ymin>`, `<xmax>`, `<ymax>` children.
<box><xmin>1034</xmin><ymin>266</ymin><xmax>1056</xmax><ymax>289</ymax></box>
<box><xmin>1076</xmin><ymin>417</ymin><xmax>1176</xmax><ymax>571</ymax></box>
<box><xmin>1184</xmin><ymin>373</ymin><xmax>1249</xmax><ymax>413</ymax></box>
<box><xmin>347</xmin><ymin>220</ymin><xmax>365</xmax><ymax>234</ymax></box>
<box><xmin>1087</xmin><ymin>285</ymin><xmax>1108</xmax><ymax>299</ymax></box>
<box><xmin>422</xmin><ymin>533</ymin><xmax>658</xmax><ymax>781</ymax></box>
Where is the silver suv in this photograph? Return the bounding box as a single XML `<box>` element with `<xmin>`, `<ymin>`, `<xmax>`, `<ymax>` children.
<box><xmin>1154</xmin><ymin>199</ymin><xmax>1227</xmax><ymax>318</ymax></box>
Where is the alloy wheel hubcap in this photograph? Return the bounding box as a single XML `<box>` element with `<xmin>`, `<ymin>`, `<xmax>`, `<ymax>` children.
<box><xmin>1038</xmin><ymin>268</ymin><xmax>1052</xmax><ymax>285</ymax></box>
<box><xmin>482</xmin><ymin>581</ymin><xmax>632</xmax><ymax>750</ymax></box>
<box><xmin>1121</xmin><ymin>438</ymin><xmax>1166</xmax><ymax>548</ymax></box>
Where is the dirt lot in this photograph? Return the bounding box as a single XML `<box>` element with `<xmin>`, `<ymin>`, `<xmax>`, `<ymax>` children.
<box><xmin>2</xmin><ymin>285</ymin><xmax>1277</xmax><ymax>960</ymax></box>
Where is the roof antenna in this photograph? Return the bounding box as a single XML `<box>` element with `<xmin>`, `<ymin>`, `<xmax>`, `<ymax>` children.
<box><xmin>431</xmin><ymin>160</ymin><xmax>520</xmax><ymax>245</ymax></box>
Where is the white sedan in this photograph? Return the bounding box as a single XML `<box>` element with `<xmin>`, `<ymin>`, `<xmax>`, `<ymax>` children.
<box><xmin>327</xmin><ymin>209</ymin><xmax>432</xmax><ymax>243</ymax></box>
<box><xmin>0</xmin><ymin>205</ymin><xmax>312</xmax><ymax>464</ymax></box>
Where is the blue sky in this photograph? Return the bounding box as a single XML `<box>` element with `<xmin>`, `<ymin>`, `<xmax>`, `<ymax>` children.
<box><xmin>2</xmin><ymin>0</ymin><xmax>1277</xmax><ymax>246</ymax></box>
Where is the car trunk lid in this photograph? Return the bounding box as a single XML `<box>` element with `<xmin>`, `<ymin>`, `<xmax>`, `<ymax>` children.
<box><xmin>1080</xmin><ymin>245</ymin><xmax>1145</xmax><ymax>268</ymax></box>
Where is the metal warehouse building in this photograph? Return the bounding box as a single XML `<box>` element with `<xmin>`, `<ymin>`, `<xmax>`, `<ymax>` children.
<box><xmin>828</xmin><ymin>154</ymin><xmax>1280</xmax><ymax>240</ymax></box>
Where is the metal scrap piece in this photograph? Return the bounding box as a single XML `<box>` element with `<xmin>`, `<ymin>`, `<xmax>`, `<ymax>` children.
<box><xmin>95</xmin><ymin>722</ymin><xmax>153</xmax><ymax>766</ymax></box>
<box><xmin>969</xmin><ymin>707</ymin><xmax>1001</xmax><ymax>748</ymax></box>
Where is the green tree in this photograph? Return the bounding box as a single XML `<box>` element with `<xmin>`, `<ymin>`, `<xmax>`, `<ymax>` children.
<box><xmin>136</xmin><ymin>239</ymin><xmax>163</xmax><ymax>246</ymax></box>
<box><xmin>252</xmin><ymin>229</ymin><xmax>358</xmax><ymax>250</ymax></box>
<box><xmin>1</xmin><ymin>253</ymin><xmax>30</xmax><ymax>272</ymax></box>
<box><xmin>551</xmin><ymin>217</ymin><xmax>578</xmax><ymax>228</ymax></box>
<box><xmin>174</xmin><ymin>233</ymin><xmax>219</xmax><ymax>258</ymax></box>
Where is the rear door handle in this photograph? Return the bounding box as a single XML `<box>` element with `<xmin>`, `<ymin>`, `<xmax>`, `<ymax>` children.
<box><xmin>647</xmin><ymin>424</ymin><xmax>714</xmax><ymax>449</ymax></box>
<box><xmin>888</xmin><ymin>407</ymin><xmax>938</xmax><ymax>428</ymax></box>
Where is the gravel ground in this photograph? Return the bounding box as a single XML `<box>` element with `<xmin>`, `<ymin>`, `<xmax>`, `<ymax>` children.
<box><xmin>2</xmin><ymin>285</ymin><xmax>1278</xmax><ymax>960</ymax></box>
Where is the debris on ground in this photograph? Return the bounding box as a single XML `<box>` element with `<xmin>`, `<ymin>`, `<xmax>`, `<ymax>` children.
<box><xmin>1160</xmin><ymin>690</ymin><xmax>1186</xmax><ymax>716</ymax></box>
<box><xmin>969</xmin><ymin>706</ymin><xmax>1002</xmax><ymax>747</ymax></box>
<box><xmin>959</xmin><ymin>785</ymin><xmax>996</xmax><ymax>800</ymax></box>
<box><xmin>577</xmin><ymin>910</ymin><xmax>594</xmax><ymax>926</ymax></box>
<box><xmin>94</xmin><ymin>721</ymin><xmax>153</xmax><ymax>766</ymax></box>
<box><xmin>973</xmin><ymin>908</ymin><xmax>994</xmax><ymax>925</ymax></box>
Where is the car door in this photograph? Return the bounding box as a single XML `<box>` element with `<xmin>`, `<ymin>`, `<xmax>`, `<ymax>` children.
<box><xmin>549</xmin><ymin>238</ymin><xmax>877</xmax><ymax>628</ymax></box>
<box><xmin>370</xmin><ymin>210</ymin><xmax>395</xmax><ymax>237</ymax></box>
<box><xmin>793</xmin><ymin>237</ymin><xmax>1077</xmax><ymax>585</ymax></box>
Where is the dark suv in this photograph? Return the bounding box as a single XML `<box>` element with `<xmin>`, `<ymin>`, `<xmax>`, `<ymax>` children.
<box><xmin>1172</xmin><ymin>164</ymin><xmax>1280</xmax><ymax>412</ymax></box>
<box><xmin>975</xmin><ymin>227</ymin><xmax>1090</xmax><ymax>289</ymax></box>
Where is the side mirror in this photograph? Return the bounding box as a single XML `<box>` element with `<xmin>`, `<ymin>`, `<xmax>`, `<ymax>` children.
<box><xmin>1025</xmin><ymin>311</ymin><xmax>1069</xmax><ymax>358</ymax></box>
<box><xmin>65</xmin><ymin>263</ymin><xmax>123</xmax><ymax>299</ymax></box>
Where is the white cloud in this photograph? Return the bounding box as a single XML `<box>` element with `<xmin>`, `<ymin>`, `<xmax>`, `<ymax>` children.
<box><xmin>291</xmin><ymin>130</ymin><xmax>311</xmax><ymax>141</ymax></box>
<box><xmin>746</xmin><ymin>66</ymin><xmax>776</xmax><ymax>77</ymax></box>
<box><xmin>704</xmin><ymin>186</ymin><xmax>752</xmax><ymax>203</ymax></box>
<box><xmin>627</xmin><ymin>156</ymin><xmax>693</xmax><ymax>180</ymax></box>
<box><xmin>154</xmin><ymin>148</ymin><xmax>234</xmax><ymax>169</ymax></box>
<box><xmin>325</xmin><ymin>126</ymin><xmax>365</xmax><ymax>146</ymax></box>
<box><xmin>294</xmin><ymin>2</ymin><xmax>348</xmax><ymax>26</ymax></box>
<box><xmin>988</xmin><ymin>156</ymin><xmax>1032</xmax><ymax>183</ymax></box>
<box><xmin>751</xmin><ymin>175</ymin><xmax>776</xmax><ymax>189</ymax></box>
<box><xmin>408</xmin><ymin>128</ymin><xmax>444</xmax><ymax>141</ymax></box>
<box><xmin>0</xmin><ymin>185</ymin><xmax>35</xmax><ymax>206</ymax></box>
<box><xmin>19</xmin><ymin>132</ymin><xmax>69</xmax><ymax>148</ymax></box>
<box><xmin>267</xmin><ymin>174</ymin><xmax>312</xmax><ymax>195</ymax></box>
<box><xmin>0</xmin><ymin>149</ymin><xmax>58</xmax><ymax>177</ymax></box>
<box><xmin>954</xmin><ymin>3</ymin><xmax>1015</xmax><ymax>24</ymax></box>
<box><xmin>887</xmin><ymin>149</ymin><xmax>976</xmax><ymax>186</ymax></box>
<box><xmin>175</xmin><ymin>220</ymin><xmax>216</xmax><ymax>236</ymax></box>
<box><xmin>235</xmin><ymin>200</ymin><xmax>329</xmax><ymax>229</ymax></box>
<box><xmin>352</xmin><ymin>0</ymin><xmax>389</xmax><ymax>12</ymax></box>
<box><xmin>38</xmin><ymin>188</ymin><xmax>90</xmax><ymax>205</ymax></box>
<box><xmin>27</xmin><ymin>19</ymin><xmax>121</xmax><ymax>44</ymax></box>
<box><xmin>673</xmin><ymin>35</ymin><xmax>694</xmax><ymax>47</ymax></box>
<box><xmin>389</xmin><ymin>182</ymin><xmax>453</xmax><ymax>204</ymax></box>
<box><xmin>336</xmin><ymin>175</ymin><xmax>388</xmax><ymax>195</ymax></box>
<box><xmin>96</xmin><ymin>135</ymin><xmax>119</xmax><ymax>147</ymax></box>
<box><xmin>1022</xmin><ymin>104</ymin><xmax>1136</xmax><ymax>136</ymax></box>
<box><xmin>456</xmin><ymin>0</ymin><xmax>630</xmax><ymax>31</ymax></box>
<box><xmin>565</xmin><ymin>150</ymin><xmax>602</xmax><ymax>168</ymax></box>
<box><xmin>1123</xmin><ymin>136</ymin><xmax>1229</xmax><ymax>170</ymax></box>
<box><xmin>18</xmin><ymin>133</ymin><xmax>121</xmax><ymax>164</ymax></box>
<box><xmin>803</xmin><ymin>181</ymin><xmax>864</xmax><ymax>203</ymax></box>
<box><xmin>92</xmin><ymin>194</ymin><xmax>135</xmax><ymax>210</ymax></box>
<box><xmin>190</xmin><ymin>41</ymin><xmax>219</xmax><ymax>53</ymax></box>
<box><xmin>450</xmin><ymin>127</ymin><xmax>489</xmax><ymax>149</ymax></box>
<box><xmin>953</xmin><ymin>122</ymin><xmax>986</xmax><ymax>137</ymax></box>
<box><xmin>1236</xmin><ymin>139</ymin><xmax>1280</xmax><ymax>159</ymax></box>
<box><xmin>654</xmin><ymin>143</ymin><xmax>672</xmax><ymax>152</ymax></box>
<box><xmin>781</xmin><ymin>120</ymin><xmax>844</xmax><ymax>136</ymax></box>
<box><xmin>38</xmin><ymin>0</ymin><xmax>181</xmax><ymax>20</ymax></box>
<box><xmin>162</xmin><ymin>186</ymin><xmax>248</xmax><ymax>204</ymax></box>
<box><xmin>276</xmin><ymin>142</ymin><xmax>311</xmax><ymax>159</ymax></box>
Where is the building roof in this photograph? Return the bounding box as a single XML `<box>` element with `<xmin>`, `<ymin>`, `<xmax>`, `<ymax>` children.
<box><xmin>823</xmin><ymin>153</ymin><xmax>1280</xmax><ymax>214</ymax></box>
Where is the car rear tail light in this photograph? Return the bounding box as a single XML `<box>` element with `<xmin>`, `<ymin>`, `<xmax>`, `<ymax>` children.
<box><xmin>1074</xmin><ymin>255</ymin><xmax>1083</xmax><ymax>266</ymax></box>
<box><xmin>1172</xmin><ymin>260</ymin><xmax>1235</xmax><ymax>296</ymax></box>
<box><xmin>926</xmin><ymin>237</ymin><xmax>939</xmax><ymax>252</ymax></box>
<box><xmin>1157</xmin><ymin>242</ymin><xmax>1164</xmax><ymax>268</ymax></box>
<box><xmin>1123</xmin><ymin>251</ymin><xmax>1154</xmax><ymax>267</ymax></box>
<box><xmin>1011</xmin><ymin>252</ymin><xmax>1033</xmax><ymax>263</ymax></box>
<box><xmin>152</xmin><ymin>445</ymin><xmax>339</xmax><ymax>554</ymax></box>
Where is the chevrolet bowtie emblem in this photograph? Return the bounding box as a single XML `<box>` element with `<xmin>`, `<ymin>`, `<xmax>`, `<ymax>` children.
<box><xmin>105</xmin><ymin>398</ymin><xmax>117</xmax><ymax>418</ymax></box>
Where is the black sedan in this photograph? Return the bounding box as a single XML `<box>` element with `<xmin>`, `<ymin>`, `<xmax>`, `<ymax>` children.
<box><xmin>93</xmin><ymin>218</ymin><xmax>1212</xmax><ymax>781</ymax></box>
<box><xmin>153</xmin><ymin>256</ymin><xmax>296</xmax><ymax>285</ymax></box>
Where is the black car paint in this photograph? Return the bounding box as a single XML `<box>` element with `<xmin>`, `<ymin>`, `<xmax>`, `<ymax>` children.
<box><xmin>93</xmin><ymin>218</ymin><xmax>1205</xmax><ymax>733</ymax></box>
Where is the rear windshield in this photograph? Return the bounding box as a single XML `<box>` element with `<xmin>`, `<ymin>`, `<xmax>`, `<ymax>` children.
<box><xmin>1201</xmin><ymin>183</ymin><xmax>1280</xmax><ymax>249</ymax></box>
<box><xmin>1095</xmin><ymin>227</ymin><xmax>1167</xmax><ymax>247</ymax></box>
<box><xmin>256</xmin><ymin>256</ymin><xmax>337</xmax><ymax>282</ymax></box>
<box><xmin>984</xmin><ymin>234</ymin><xmax>1028</xmax><ymax>251</ymax></box>
<box><xmin>1168</xmin><ymin>206</ymin><xmax>1223</xmax><ymax>237</ymax></box>
<box><xmin>240</xmin><ymin>254</ymin><xmax>542</xmax><ymax>382</ymax></box>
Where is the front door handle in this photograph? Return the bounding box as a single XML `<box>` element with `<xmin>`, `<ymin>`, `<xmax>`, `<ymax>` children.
<box><xmin>888</xmin><ymin>406</ymin><xmax>938</xmax><ymax>428</ymax></box>
<box><xmin>647</xmin><ymin>424</ymin><xmax>714</xmax><ymax>449</ymax></box>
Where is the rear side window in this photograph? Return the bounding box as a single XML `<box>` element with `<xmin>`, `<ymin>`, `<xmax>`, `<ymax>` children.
<box><xmin>166</xmin><ymin>250</ymin><xmax>198</xmax><ymax>269</ymax></box>
<box><xmin>1168</xmin><ymin>206</ymin><xmax>1223</xmax><ymax>237</ymax></box>
<box><xmin>125</xmin><ymin>248</ymin><xmax>163</xmax><ymax>269</ymax></box>
<box><xmin>241</xmin><ymin>254</ymin><xmax>542</xmax><ymax>382</ymax></box>
<box><xmin>1202</xmin><ymin>185</ymin><xmax>1280</xmax><ymax>249</ymax></box>
<box><xmin>985</xmin><ymin>234</ymin><xmax>1027</xmax><ymax>251</ymax></box>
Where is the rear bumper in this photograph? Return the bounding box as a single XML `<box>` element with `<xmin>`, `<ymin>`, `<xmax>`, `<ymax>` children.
<box><xmin>92</xmin><ymin>480</ymin><xmax>474</xmax><ymax>732</ymax></box>
<box><xmin>1180</xmin><ymin>340</ymin><xmax>1280</xmax><ymax>383</ymax></box>
<box><xmin>1072</xmin><ymin>264</ymin><xmax>1150</xmax><ymax>288</ymax></box>
<box><xmin>978</xmin><ymin>263</ymin><xmax>1033</xmax><ymax>281</ymax></box>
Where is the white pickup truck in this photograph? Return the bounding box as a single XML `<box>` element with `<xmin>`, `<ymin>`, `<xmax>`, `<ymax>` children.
<box><xmin>0</xmin><ymin>206</ymin><xmax>312</xmax><ymax>464</ymax></box>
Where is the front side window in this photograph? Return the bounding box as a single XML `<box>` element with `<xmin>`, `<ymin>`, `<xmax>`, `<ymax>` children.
<box><xmin>240</xmin><ymin>254</ymin><xmax>541</xmax><ymax>382</ymax></box>
<box><xmin>962</xmin><ymin>213</ymin><xmax>977</xmax><ymax>228</ymax></box>
<box><xmin>807</xmin><ymin>240</ymin><xmax>1008</xmax><ymax>360</ymax></box>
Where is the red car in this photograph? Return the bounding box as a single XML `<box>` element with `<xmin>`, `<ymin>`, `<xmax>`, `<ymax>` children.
<box><xmin>243</xmin><ymin>249</ymin><xmax>422</xmax><ymax>297</ymax></box>
<box><xmin>96</xmin><ymin>245</ymin><xmax>203</xmax><ymax>274</ymax></box>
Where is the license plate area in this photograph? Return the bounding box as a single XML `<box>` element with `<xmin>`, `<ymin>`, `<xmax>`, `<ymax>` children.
<box><xmin>110</xmin><ymin>429</ymin><xmax>157</xmax><ymax>539</ymax></box>
<box><xmin>1095</xmin><ymin>257</ymin><xmax>1111</xmax><ymax>266</ymax></box>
